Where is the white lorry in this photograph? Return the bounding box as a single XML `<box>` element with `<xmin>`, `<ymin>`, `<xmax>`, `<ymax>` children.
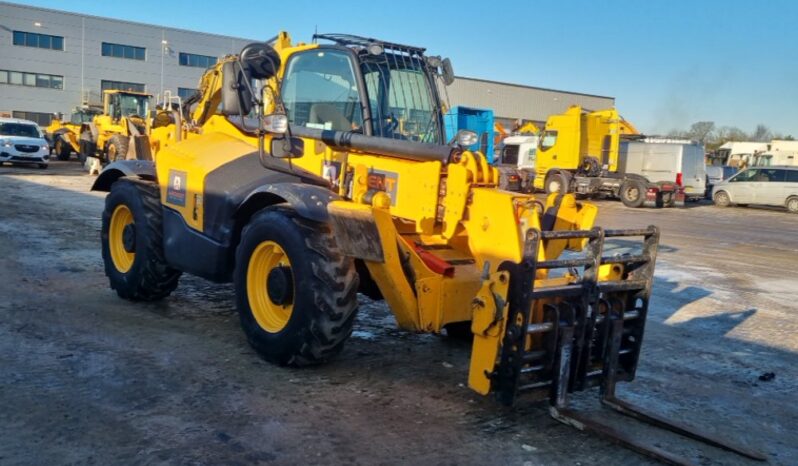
<box><xmin>712</xmin><ymin>141</ymin><xmax>769</xmax><ymax>168</ymax></box>
<box><xmin>496</xmin><ymin>134</ymin><xmax>538</xmax><ymax>192</ymax></box>
<box><xmin>752</xmin><ymin>140</ymin><xmax>798</xmax><ymax>167</ymax></box>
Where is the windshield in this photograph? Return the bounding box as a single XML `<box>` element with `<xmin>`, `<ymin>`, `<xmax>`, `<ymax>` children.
<box><xmin>361</xmin><ymin>52</ymin><xmax>442</xmax><ymax>144</ymax></box>
<box><xmin>71</xmin><ymin>110</ymin><xmax>99</xmax><ymax>125</ymax></box>
<box><xmin>0</xmin><ymin>123</ymin><xmax>41</xmax><ymax>138</ymax></box>
<box><xmin>501</xmin><ymin>144</ymin><xmax>519</xmax><ymax>165</ymax></box>
<box><xmin>116</xmin><ymin>95</ymin><xmax>149</xmax><ymax>118</ymax></box>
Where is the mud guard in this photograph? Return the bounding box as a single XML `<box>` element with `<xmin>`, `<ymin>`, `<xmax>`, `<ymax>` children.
<box><xmin>90</xmin><ymin>160</ymin><xmax>157</xmax><ymax>192</ymax></box>
<box><xmin>235</xmin><ymin>183</ymin><xmax>340</xmax><ymax>224</ymax></box>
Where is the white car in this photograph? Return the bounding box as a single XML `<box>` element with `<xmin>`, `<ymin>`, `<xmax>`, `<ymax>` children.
<box><xmin>0</xmin><ymin>117</ymin><xmax>50</xmax><ymax>168</ymax></box>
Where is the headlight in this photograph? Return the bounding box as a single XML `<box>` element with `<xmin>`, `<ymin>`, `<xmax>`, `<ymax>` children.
<box><xmin>41</xmin><ymin>144</ymin><xmax>49</xmax><ymax>151</ymax></box>
<box><xmin>1</xmin><ymin>140</ymin><xmax>12</xmax><ymax>147</ymax></box>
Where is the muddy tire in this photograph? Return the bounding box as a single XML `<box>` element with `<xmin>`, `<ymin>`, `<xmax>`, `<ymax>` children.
<box><xmin>107</xmin><ymin>135</ymin><xmax>129</xmax><ymax>162</ymax></box>
<box><xmin>620</xmin><ymin>179</ymin><xmax>646</xmax><ymax>208</ymax></box>
<box><xmin>101</xmin><ymin>178</ymin><xmax>181</xmax><ymax>300</ymax></box>
<box><xmin>713</xmin><ymin>190</ymin><xmax>731</xmax><ymax>207</ymax></box>
<box><xmin>544</xmin><ymin>171</ymin><xmax>571</xmax><ymax>195</ymax></box>
<box><xmin>54</xmin><ymin>137</ymin><xmax>71</xmax><ymax>161</ymax></box>
<box><xmin>787</xmin><ymin>196</ymin><xmax>798</xmax><ymax>214</ymax></box>
<box><xmin>234</xmin><ymin>207</ymin><xmax>359</xmax><ymax>366</ymax></box>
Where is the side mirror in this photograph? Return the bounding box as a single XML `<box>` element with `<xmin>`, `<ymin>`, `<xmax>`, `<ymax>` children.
<box><xmin>269</xmin><ymin>136</ymin><xmax>304</xmax><ymax>159</ymax></box>
<box><xmin>240</xmin><ymin>42</ymin><xmax>282</xmax><ymax>80</ymax></box>
<box><xmin>441</xmin><ymin>58</ymin><xmax>455</xmax><ymax>86</ymax></box>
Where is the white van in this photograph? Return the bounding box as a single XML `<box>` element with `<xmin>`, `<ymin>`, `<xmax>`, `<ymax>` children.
<box><xmin>621</xmin><ymin>140</ymin><xmax>707</xmax><ymax>200</ymax></box>
<box><xmin>712</xmin><ymin>166</ymin><xmax>798</xmax><ymax>213</ymax></box>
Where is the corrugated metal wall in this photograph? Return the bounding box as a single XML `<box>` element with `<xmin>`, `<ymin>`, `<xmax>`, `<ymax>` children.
<box><xmin>442</xmin><ymin>76</ymin><xmax>615</xmax><ymax>124</ymax></box>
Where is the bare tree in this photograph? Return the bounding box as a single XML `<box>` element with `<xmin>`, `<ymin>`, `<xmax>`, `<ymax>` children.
<box><xmin>751</xmin><ymin>124</ymin><xmax>772</xmax><ymax>142</ymax></box>
<box><xmin>688</xmin><ymin>121</ymin><xmax>715</xmax><ymax>143</ymax></box>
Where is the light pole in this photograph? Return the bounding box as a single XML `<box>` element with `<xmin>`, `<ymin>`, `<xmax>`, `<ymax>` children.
<box><xmin>160</xmin><ymin>37</ymin><xmax>168</xmax><ymax>99</ymax></box>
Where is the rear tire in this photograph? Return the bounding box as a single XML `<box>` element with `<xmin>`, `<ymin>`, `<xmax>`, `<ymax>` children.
<box><xmin>234</xmin><ymin>207</ymin><xmax>359</xmax><ymax>366</ymax></box>
<box><xmin>713</xmin><ymin>190</ymin><xmax>731</xmax><ymax>207</ymax></box>
<box><xmin>544</xmin><ymin>171</ymin><xmax>571</xmax><ymax>195</ymax></box>
<box><xmin>107</xmin><ymin>135</ymin><xmax>129</xmax><ymax>162</ymax></box>
<box><xmin>54</xmin><ymin>137</ymin><xmax>71</xmax><ymax>161</ymax></box>
<box><xmin>620</xmin><ymin>179</ymin><xmax>646</xmax><ymax>208</ymax></box>
<box><xmin>101</xmin><ymin>178</ymin><xmax>181</xmax><ymax>300</ymax></box>
<box><xmin>787</xmin><ymin>196</ymin><xmax>798</xmax><ymax>214</ymax></box>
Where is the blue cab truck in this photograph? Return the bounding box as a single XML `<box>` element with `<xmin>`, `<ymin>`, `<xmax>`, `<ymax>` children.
<box><xmin>444</xmin><ymin>106</ymin><xmax>495</xmax><ymax>162</ymax></box>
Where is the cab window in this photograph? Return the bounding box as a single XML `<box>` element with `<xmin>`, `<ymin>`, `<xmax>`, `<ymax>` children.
<box><xmin>730</xmin><ymin>169</ymin><xmax>758</xmax><ymax>182</ymax></box>
<box><xmin>501</xmin><ymin>144</ymin><xmax>519</xmax><ymax>165</ymax></box>
<box><xmin>281</xmin><ymin>49</ymin><xmax>363</xmax><ymax>132</ymax></box>
<box><xmin>786</xmin><ymin>170</ymin><xmax>798</xmax><ymax>183</ymax></box>
<box><xmin>539</xmin><ymin>130</ymin><xmax>557</xmax><ymax>150</ymax></box>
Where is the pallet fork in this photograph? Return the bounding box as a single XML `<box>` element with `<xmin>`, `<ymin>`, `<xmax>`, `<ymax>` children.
<box><xmin>495</xmin><ymin>226</ymin><xmax>766</xmax><ymax>465</ymax></box>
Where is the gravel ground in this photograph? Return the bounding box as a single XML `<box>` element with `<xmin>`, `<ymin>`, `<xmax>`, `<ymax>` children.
<box><xmin>0</xmin><ymin>161</ymin><xmax>796</xmax><ymax>465</ymax></box>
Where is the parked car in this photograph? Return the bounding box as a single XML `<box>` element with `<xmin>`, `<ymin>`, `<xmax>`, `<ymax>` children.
<box><xmin>712</xmin><ymin>166</ymin><xmax>798</xmax><ymax>213</ymax></box>
<box><xmin>0</xmin><ymin>117</ymin><xmax>50</xmax><ymax>168</ymax></box>
<box><xmin>705</xmin><ymin>165</ymin><xmax>738</xmax><ymax>198</ymax></box>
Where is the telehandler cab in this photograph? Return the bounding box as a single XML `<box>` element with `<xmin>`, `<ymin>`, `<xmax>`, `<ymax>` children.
<box><xmin>91</xmin><ymin>33</ymin><xmax>763</xmax><ymax>464</ymax></box>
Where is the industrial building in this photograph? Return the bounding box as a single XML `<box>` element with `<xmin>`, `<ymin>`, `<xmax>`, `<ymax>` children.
<box><xmin>0</xmin><ymin>2</ymin><xmax>615</xmax><ymax>127</ymax></box>
<box><xmin>0</xmin><ymin>1</ymin><xmax>253</xmax><ymax>125</ymax></box>
<box><xmin>445</xmin><ymin>76</ymin><xmax>615</xmax><ymax>128</ymax></box>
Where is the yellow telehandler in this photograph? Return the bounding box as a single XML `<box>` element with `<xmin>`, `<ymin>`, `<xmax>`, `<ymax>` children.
<box><xmin>91</xmin><ymin>33</ymin><xmax>762</xmax><ymax>465</ymax></box>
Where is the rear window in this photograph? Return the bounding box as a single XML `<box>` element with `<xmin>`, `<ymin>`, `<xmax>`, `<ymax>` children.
<box><xmin>0</xmin><ymin>122</ymin><xmax>41</xmax><ymax>138</ymax></box>
<box><xmin>786</xmin><ymin>170</ymin><xmax>798</xmax><ymax>183</ymax></box>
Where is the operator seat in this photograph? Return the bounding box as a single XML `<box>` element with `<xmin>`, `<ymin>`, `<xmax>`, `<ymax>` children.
<box><xmin>309</xmin><ymin>103</ymin><xmax>351</xmax><ymax>131</ymax></box>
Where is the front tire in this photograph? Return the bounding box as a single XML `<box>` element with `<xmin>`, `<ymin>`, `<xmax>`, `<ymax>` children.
<box><xmin>713</xmin><ymin>190</ymin><xmax>731</xmax><ymax>207</ymax></box>
<box><xmin>787</xmin><ymin>196</ymin><xmax>798</xmax><ymax>214</ymax></box>
<box><xmin>54</xmin><ymin>137</ymin><xmax>71</xmax><ymax>161</ymax></box>
<box><xmin>107</xmin><ymin>135</ymin><xmax>129</xmax><ymax>163</ymax></box>
<box><xmin>101</xmin><ymin>178</ymin><xmax>181</xmax><ymax>300</ymax></box>
<box><xmin>234</xmin><ymin>207</ymin><xmax>359</xmax><ymax>366</ymax></box>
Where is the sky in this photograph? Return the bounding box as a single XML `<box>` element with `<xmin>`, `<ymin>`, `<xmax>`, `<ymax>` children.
<box><xmin>8</xmin><ymin>0</ymin><xmax>798</xmax><ymax>136</ymax></box>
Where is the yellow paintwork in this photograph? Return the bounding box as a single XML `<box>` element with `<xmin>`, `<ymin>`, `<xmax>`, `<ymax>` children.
<box><xmin>144</xmin><ymin>32</ymin><xmax>614</xmax><ymax>398</ymax></box>
<box><xmin>246</xmin><ymin>240</ymin><xmax>294</xmax><ymax>332</ymax></box>
<box><xmin>109</xmin><ymin>204</ymin><xmax>135</xmax><ymax>273</ymax></box>
<box><xmin>534</xmin><ymin>105</ymin><xmax>640</xmax><ymax>190</ymax></box>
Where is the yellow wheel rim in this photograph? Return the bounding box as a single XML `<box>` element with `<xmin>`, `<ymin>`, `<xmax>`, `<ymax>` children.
<box><xmin>109</xmin><ymin>204</ymin><xmax>135</xmax><ymax>273</ymax></box>
<box><xmin>246</xmin><ymin>240</ymin><xmax>294</xmax><ymax>333</ymax></box>
<box><xmin>108</xmin><ymin>144</ymin><xmax>117</xmax><ymax>161</ymax></box>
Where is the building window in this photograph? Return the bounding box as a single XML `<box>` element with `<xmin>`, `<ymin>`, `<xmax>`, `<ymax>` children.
<box><xmin>179</xmin><ymin>52</ymin><xmax>217</xmax><ymax>68</ymax></box>
<box><xmin>177</xmin><ymin>87</ymin><xmax>198</xmax><ymax>100</ymax></box>
<box><xmin>12</xmin><ymin>111</ymin><xmax>53</xmax><ymax>126</ymax></box>
<box><xmin>101</xmin><ymin>80</ymin><xmax>146</xmax><ymax>93</ymax></box>
<box><xmin>12</xmin><ymin>30</ymin><xmax>64</xmax><ymax>51</ymax></box>
<box><xmin>0</xmin><ymin>69</ymin><xmax>63</xmax><ymax>89</ymax></box>
<box><xmin>101</xmin><ymin>42</ymin><xmax>146</xmax><ymax>60</ymax></box>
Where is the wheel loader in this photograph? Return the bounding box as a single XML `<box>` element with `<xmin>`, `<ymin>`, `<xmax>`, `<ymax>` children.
<box><xmin>91</xmin><ymin>33</ymin><xmax>763</xmax><ymax>465</ymax></box>
<box><xmin>44</xmin><ymin>106</ymin><xmax>102</xmax><ymax>161</ymax></box>
<box><xmin>79</xmin><ymin>89</ymin><xmax>152</xmax><ymax>170</ymax></box>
